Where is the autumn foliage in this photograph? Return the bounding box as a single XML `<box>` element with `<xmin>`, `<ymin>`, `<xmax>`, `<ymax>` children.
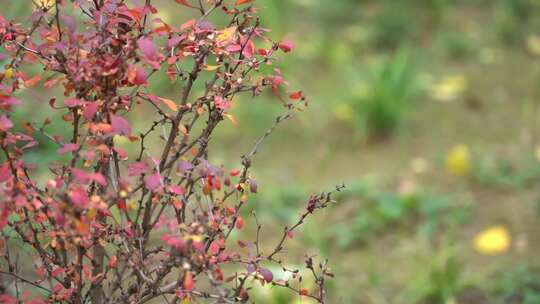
<box><xmin>0</xmin><ymin>0</ymin><xmax>339</xmax><ymax>303</ymax></box>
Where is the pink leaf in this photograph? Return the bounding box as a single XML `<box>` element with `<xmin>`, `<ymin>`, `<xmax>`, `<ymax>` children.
<box><xmin>89</xmin><ymin>173</ymin><xmax>107</xmax><ymax>186</ymax></box>
<box><xmin>111</xmin><ymin>115</ymin><xmax>132</xmax><ymax>136</ymax></box>
<box><xmin>83</xmin><ymin>103</ymin><xmax>98</xmax><ymax>120</ymax></box>
<box><xmin>69</xmin><ymin>186</ymin><xmax>89</xmax><ymax>207</ymax></box>
<box><xmin>51</xmin><ymin>267</ymin><xmax>65</xmax><ymax>278</ymax></box>
<box><xmin>62</xmin><ymin>15</ymin><xmax>76</xmax><ymax>34</ymax></box>
<box><xmin>0</xmin><ymin>115</ymin><xmax>13</xmax><ymax>132</ymax></box>
<box><xmin>58</xmin><ymin>143</ymin><xmax>80</xmax><ymax>155</ymax></box>
<box><xmin>168</xmin><ymin>185</ymin><xmax>184</xmax><ymax>195</ymax></box>
<box><xmin>0</xmin><ymin>294</ymin><xmax>16</xmax><ymax>304</ymax></box>
<box><xmin>249</xmin><ymin>180</ymin><xmax>258</xmax><ymax>193</ymax></box>
<box><xmin>144</xmin><ymin>172</ymin><xmax>162</xmax><ymax>190</ymax></box>
<box><xmin>214</xmin><ymin>96</ymin><xmax>231</xmax><ymax>110</ymax></box>
<box><xmin>259</xmin><ymin>267</ymin><xmax>273</xmax><ymax>283</ymax></box>
<box><xmin>128</xmin><ymin>161</ymin><xmax>149</xmax><ymax>176</ymax></box>
<box><xmin>64</xmin><ymin>98</ymin><xmax>84</xmax><ymax>108</ymax></box>
<box><xmin>72</xmin><ymin>169</ymin><xmax>107</xmax><ymax>186</ymax></box>
<box><xmin>113</xmin><ymin>147</ymin><xmax>128</xmax><ymax>160</ymax></box>
<box><xmin>177</xmin><ymin>160</ymin><xmax>194</xmax><ymax>174</ymax></box>
<box><xmin>137</xmin><ymin>37</ymin><xmax>157</xmax><ymax>59</ymax></box>
<box><xmin>278</xmin><ymin>40</ymin><xmax>294</xmax><ymax>53</ymax></box>
<box><xmin>0</xmin><ymin>163</ymin><xmax>11</xmax><ymax>182</ymax></box>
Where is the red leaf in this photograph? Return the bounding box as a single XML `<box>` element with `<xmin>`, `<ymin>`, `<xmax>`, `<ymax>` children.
<box><xmin>289</xmin><ymin>91</ymin><xmax>303</xmax><ymax>100</ymax></box>
<box><xmin>24</xmin><ymin>73</ymin><xmax>42</xmax><ymax>87</ymax></box>
<box><xmin>108</xmin><ymin>255</ymin><xmax>118</xmax><ymax>268</ymax></box>
<box><xmin>127</xmin><ymin>65</ymin><xmax>147</xmax><ymax>85</ymax></box>
<box><xmin>111</xmin><ymin>115</ymin><xmax>132</xmax><ymax>136</ymax></box>
<box><xmin>51</xmin><ymin>267</ymin><xmax>65</xmax><ymax>278</ymax></box>
<box><xmin>236</xmin><ymin>0</ymin><xmax>254</xmax><ymax>5</ymax></box>
<box><xmin>184</xmin><ymin>271</ymin><xmax>195</xmax><ymax>291</ymax></box>
<box><xmin>118</xmin><ymin>199</ymin><xmax>126</xmax><ymax>211</ymax></box>
<box><xmin>175</xmin><ymin>0</ymin><xmax>196</xmax><ymax>8</ymax></box>
<box><xmin>0</xmin><ymin>207</ymin><xmax>9</xmax><ymax>230</ymax></box>
<box><xmin>235</xmin><ymin>216</ymin><xmax>244</xmax><ymax>230</ymax></box>
<box><xmin>58</xmin><ymin>143</ymin><xmax>80</xmax><ymax>155</ymax></box>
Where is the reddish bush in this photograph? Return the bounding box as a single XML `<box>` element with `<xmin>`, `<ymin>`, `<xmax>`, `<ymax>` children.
<box><xmin>0</xmin><ymin>1</ymin><xmax>340</xmax><ymax>303</ymax></box>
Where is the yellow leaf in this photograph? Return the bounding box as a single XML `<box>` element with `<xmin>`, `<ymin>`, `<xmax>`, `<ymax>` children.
<box><xmin>86</xmin><ymin>208</ymin><xmax>98</xmax><ymax>221</ymax></box>
<box><xmin>203</xmin><ymin>64</ymin><xmax>222</xmax><ymax>71</ymax></box>
<box><xmin>473</xmin><ymin>225</ymin><xmax>511</xmax><ymax>255</ymax></box>
<box><xmin>113</xmin><ymin>134</ymin><xmax>129</xmax><ymax>146</ymax></box>
<box><xmin>181</xmin><ymin>297</ymin><xmax>191</xmax><ymax>304</ymax></box>
<box><xmin>217</xmin><ymin>26</ymin><xmax>237</xmax><ymax>44</ymax></box>
<box><xmin>4</xmin><ymin>68</ymin><xmax>14</xmax><ymax>79</ymax></box>
<box><xmin>159</xmin><ymin>97</ymin><xmax>178</xmax><ymax>111</ymax></box>
<box><xmin>178</xmin><ymin>124</ymin><xmax>189</xmax><ymax>136</ymax></box>
<box><xmin>446</xmin><ymin>144</ymin><xmax>470</xmax><ymax>176</ymax></box>
<box><xmin>39</xmin><ymin>0</ymin><xmax>54</xmax><ymax>7</ymax></box>
<box><xmin>222</xmin><ymin>113</ymin><xmax>238</xmax><ymax>125</ymax></box>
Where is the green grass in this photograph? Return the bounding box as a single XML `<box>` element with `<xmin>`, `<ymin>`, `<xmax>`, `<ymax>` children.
<box><xmin>351</xmin><ymin>50</ymin><xmax>420</xmax><ymax>139</ymax></box>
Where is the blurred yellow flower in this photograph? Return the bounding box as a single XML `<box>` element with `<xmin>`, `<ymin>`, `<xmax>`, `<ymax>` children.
<box><xmin>535</xmin><ymin>146</ymin><xmax>540</xmax><ymax>162</ymax></box>
<box><xmin>527</xmin><ymin>35</ymin><xmax>540</xmax><ymax>56</ymax></box>
<box><xmin>446</xmin><ymin>144</ymin><xmax>471</xmax><ymax>176</ymax></box>
<box><xmin>473</xmin><ymin>226</ymin><xmax>511</xmax><ymax>255</ymax></box>
<box><xmin>411</xmin><ymin>157</ymin><xmax>429</xmax><ymax>174</ymax></box>
<box><xmin>332</xmin><ymin>103</ymin><xmax>354</xmax><ymax>122</ymax></box>
<box><xmin>429</xmin><ymin>75</ymin><xmax>468</xmax><ymax>102</ymax></box>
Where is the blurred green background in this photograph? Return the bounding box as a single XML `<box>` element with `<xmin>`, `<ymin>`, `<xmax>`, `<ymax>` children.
<box><xmin>5</xmin><ymin>0</ymin><xmax>540</xmax><ymax>303</ymax></box>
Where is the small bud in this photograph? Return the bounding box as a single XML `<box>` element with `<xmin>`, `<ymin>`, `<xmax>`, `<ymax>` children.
<box><xmin>249</xmin><ymin>180</ymin><xmax>258</xmax><ymax>193</ymax></box>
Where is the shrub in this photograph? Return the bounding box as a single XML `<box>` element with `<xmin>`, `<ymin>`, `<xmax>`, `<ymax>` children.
<box><xmin>0</xmin><ymin>1</ymin><xmax>339</xmax><ymax>303</ymax></box>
